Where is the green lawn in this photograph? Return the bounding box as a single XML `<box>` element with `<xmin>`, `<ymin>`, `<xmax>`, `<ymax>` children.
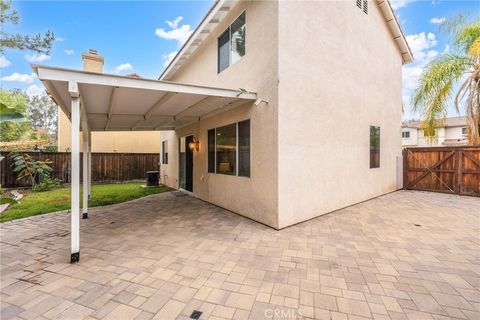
<box><xmin>1</xmin><ymin>182</ymin><xmax>170</xmax><ymax>223</ymax></box>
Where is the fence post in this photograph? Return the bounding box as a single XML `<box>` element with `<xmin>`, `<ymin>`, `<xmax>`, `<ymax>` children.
<box><xmin>457</xmin><ymin>149</ymin><xmax>462</xmax><ymax>195</ymax></box>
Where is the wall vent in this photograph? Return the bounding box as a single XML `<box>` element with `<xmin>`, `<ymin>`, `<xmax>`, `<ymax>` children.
<box><xmin>356</xmin><ymin>0</ymin><xmax>368</xmax><ymax>15</ymax></box>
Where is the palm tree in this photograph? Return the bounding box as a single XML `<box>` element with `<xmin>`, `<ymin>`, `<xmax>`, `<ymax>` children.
<box><xmin>412</xmin><ymin>15</ymin><xmax>480</xmax><ymax>145</ymax></box>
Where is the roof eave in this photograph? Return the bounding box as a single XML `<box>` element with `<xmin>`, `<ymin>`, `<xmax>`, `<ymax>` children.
<box><xmin>159</xmin><ymin>0</ymin><xmax>225</xmax><ymax>80</ymax></box>
<box><xmin>377</xmin><ymin>0</ymin><xmax>414</xmax><ymax>64</ymax></box>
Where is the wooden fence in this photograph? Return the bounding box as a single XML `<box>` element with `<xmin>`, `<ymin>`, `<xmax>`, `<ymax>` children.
<box><xmin>0</xmin><ymin>152</ymin><xmax>160</xmax><ymax>187</ymax></box>
<box><xmin>403</xmin><ymin>147</ymin><xmax>480</xmax><ymax>196</ymax></box>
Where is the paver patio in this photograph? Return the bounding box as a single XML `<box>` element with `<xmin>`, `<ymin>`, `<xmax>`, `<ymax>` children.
<box><xmin>1</xmin><ymin>190</ymin><xmax>479</xmax><ymax>320</ymax></box>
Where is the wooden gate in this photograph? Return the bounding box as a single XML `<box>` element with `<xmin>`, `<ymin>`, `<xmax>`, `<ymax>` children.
<box><xmin>403</xmin><ymin>147</ymin><xmax>480</xmax><ymax>196</ymax></box>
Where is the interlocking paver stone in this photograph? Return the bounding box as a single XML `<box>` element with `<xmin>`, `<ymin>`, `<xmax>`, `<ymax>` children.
<box><xmin>1</xmin><ymin>191</ymin><xmax>478</xmax><ymax>320</ymax></box>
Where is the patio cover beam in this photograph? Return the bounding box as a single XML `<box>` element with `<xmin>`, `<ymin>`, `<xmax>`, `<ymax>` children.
<box><xmin>105</xmin><ymin>87</ymin><xmax>117</xmax><ymax>131</ymax></box>
<box><xmin>144</xmin><ymin>92</ymin><xmax>177</xmax><ymax>120</ymax></box>
<box><xmin>174</xmin><ymin>96</ymin><xmax>219</xmax><ymax>121</ymax></box>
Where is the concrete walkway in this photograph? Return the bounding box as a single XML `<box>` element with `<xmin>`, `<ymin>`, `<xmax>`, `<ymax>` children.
<box><xmin>1</xmin><ymin>191</ymin><xmax>479</xmax><ymax>320</ymax></box>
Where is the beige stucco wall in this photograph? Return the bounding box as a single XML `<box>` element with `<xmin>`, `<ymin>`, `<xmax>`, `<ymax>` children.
<box><xmin>163</xmin><ymin>0</ymin><xmax>279</xmax><ymax>228</ymax></box>
<box><xmin>159</xmin><ymin>131</ymin><xmax>178</xmax><ymax>188</ymax></box>
<box><xmin>58</xmin><ymin>107</ymin><xmax>161</xmax><ymax>153</ymax></box>
<box><xmin>277</xmin><ymin>1</ymin><xmax>404</xmax><ymax>227</ymax></box>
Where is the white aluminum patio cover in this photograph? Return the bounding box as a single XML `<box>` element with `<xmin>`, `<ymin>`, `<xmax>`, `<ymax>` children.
<box><xmin>31</xmin><ymin>64</ymin><xmax>257</xmax><ymax>263</ymax></box>
<box><xmin>32</xmin><ymin>65</ymin><xmax>257</xmax><ymax>131</ymax></box>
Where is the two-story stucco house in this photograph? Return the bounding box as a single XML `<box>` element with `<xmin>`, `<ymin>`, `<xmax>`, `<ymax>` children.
<box><xmin>157</xmin><ymin>0</ymin><xmax>412</xmax><ymax>229</ymax></box>
<box><xmin>402</xmin><ymin>116</ymin><xmax>468</xmax><ymax>147</ymax></box>
<box><xmin>33</xmin><ymin>0</ymin><xmax>413</xmax><ymax>262</ymax></box>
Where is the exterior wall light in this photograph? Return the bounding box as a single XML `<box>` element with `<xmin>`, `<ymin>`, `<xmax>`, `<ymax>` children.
<box><xmin>189</xmin><ymin>136</ymin><xmax>200</xmax><ymax>152</ymax></box>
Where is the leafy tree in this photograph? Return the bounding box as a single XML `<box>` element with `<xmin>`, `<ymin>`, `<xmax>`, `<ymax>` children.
<box><xmin>0</xmin><ymin>0</ymin><xmax>55</xmax><ymax>54</ymax></box>
<box><xmin>27</xmin><ymin>92</ymin><xmax>58</xmax><ymax>143</ymax></box>
<box><xmin>0</xmin><ymin>102</ymin><xmax>24</xmax><ymax>123</ymax></box>
<box><xmin>413</xmin><ymin>14</ymin><xmax>480</xmax><ymax>145</ymax></box>
<box><xmin>0</xmin><ymin>89</ymin><xmax>31</xmax><ymax>142</ymax></box>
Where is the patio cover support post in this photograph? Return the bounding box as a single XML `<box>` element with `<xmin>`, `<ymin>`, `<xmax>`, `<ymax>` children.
<box><xmin>81</xmin><ymin>98</ymin><xmax>89</xmax><ymax>219</ymax></box>
<box><xmin>88</xmin><ymin>130</ymin><xmax>91</xmax><ymax>199</ymax></box>
<box><xmin>82</xmin><ymin>128</ymin><xmax>89</xmax><ymax>219</ymax></box>
<box><xmin>70</xmin><ymin>82</ymin><xmax>80</xmax><ymax>263</ymax></box>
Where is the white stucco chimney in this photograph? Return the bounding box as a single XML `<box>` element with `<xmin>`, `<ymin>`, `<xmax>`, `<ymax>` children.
<box><xmin>81</xmin><ymin>49</ymin><xmax>104</xmax><ymax>73</ymax></box>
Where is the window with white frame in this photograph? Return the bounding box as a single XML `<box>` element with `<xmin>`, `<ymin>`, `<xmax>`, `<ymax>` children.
<box><xmin>207</xmin><ymin>119</ymin><xmax>250</xmax><ymax>177</ymax></box>
<box><xmin>218</xmin><ymin>11</ymin><xmax>246</xmax><ymax>73</ymax></box>
<box><xmin>161</xmin><ymin>140</ymin><xmax>168</xmax><ymax>164</ymax></box>
<box><xmin>370</xmin><ymin>126</ymin><xmax>380</xmax><ymax>168</ymax></box>
<box><xmin>402</xmin><ymin>131</ymin><xmax>410</xmax><ymax>138</ymax></box>
<box><xmin>462</xmin><ymin>127</ymin><xmax>467</xmax><ymax>135</ymax></box>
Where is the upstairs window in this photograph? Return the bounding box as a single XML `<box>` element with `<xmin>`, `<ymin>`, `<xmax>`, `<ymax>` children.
<box><xmin>370</xmin><ymin>126</ymin><xmax>380</xmax><ymax>168</ymax></box>
<box><xmin>402</xmin><ymin>131</ymin><xmax>410</xmax><ymax>138</ymax></box>
<box><xmin>218</xmin><ymin>12</ymin><xmax>246</xmax><ymax>73</ymax></box>
<box><xmin>462</xmin><ymin>127</ymin><xmax>467</xmax><ymax>135</ymax></box>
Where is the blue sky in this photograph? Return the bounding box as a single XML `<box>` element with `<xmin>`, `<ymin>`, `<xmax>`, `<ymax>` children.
<box><xmin>0</xmin><ymin>0</ymin><xmax>478</xmax><ymax>120</ymax></box>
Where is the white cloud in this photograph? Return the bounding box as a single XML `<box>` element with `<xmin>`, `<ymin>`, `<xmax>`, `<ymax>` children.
<box><xmin>430</xmin><ymin>17</ymin><xmax>446</xmax><ymax>24</ymax></box>
<box><xmin>402</xmin><ymin>32</ymin><xmax>441</xmax><ymax>118</ymax></box>
<box><xmin>1</xmin><ymin>72</ymin><xmax>37</xmax><ymax>84</ymax></box>
<box><xmin>25</xmin><ymin>53</ymin><xmax>51</xmax><ymax>63</ymax></box>
<box><xmin>0</xmin><ymin>56</ymin><xmax>11</xmax><ymax>68</ymax></box>
<box><xmin>163</xmin><ymin>51</ymin><xmax>178</xmax><ymax>68</ymax></box>
<box><xmin>390</xmin><ymin>0</ymin><xmax>416</xmax><ymax>10</ymax></box>
<box><xmin>115</xmin><ymin>63</ymin><xmax>133</xmax><ymax>73</ymax></box>
<box><xmin>405</xmin><ymin>32</ymin><xmax>437</xmax><ymax>64</ymax></box>
<box><xmin>64</xmin><ymin>49</ymin><xmax>75</xmax><ymax>55</ymax></box>
<box><xmin>166</xmin><ymin>16</ymin><xmax>183</xmax><ymax>29</ymax></box>
<box><xmin>55</xmin><ymin>37</ymin><xmax>66</xmax><ymax>42</ymax></box>
<box><xmin>26</xmin><ymin>84</ymin><xmax>45</xmax><ymax>97</ymax></box>
<box><xmin>155</xmin><ymin>16</ymin><xmax>193</xmax><ymax>45</ymax></box>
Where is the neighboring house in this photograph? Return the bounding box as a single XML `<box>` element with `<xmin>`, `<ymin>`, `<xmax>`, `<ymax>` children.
<box><xmin>57</xmin><ymin>50</ymin><xmax>161</xmax><ymax>153</ymax></box>
<box><xmin>402</xmin><ymin>116</ymin><xmax>468</xmax><ymax>147</ymax></box>
<box><xmin>33</xmin><ymin>0</ymin><xmax>413</xmax><ymax>232</ymax></box>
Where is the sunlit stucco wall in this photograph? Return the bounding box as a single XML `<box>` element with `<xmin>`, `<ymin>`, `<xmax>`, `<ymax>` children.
<box><xmin>162</xmin><ymin>0</ymin><xmax>279</xmax><ymax>228</ymax></box>
<box><xmin>277</xmin><ymin>1</ymin><xmax>404</xmax><ymax>228</ymax></box>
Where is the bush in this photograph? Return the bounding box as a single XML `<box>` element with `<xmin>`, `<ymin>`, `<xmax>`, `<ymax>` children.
<box><xmin>10</xmin><ymin>152</ymin><xmax>60</xmax><ymax>192</ymax></box>
<box><xmin>31</xmin><ymin>176</ymin><xmax>61</xmax><ymax>192</ymax></box>
<box><xmin>43</xmin><ymin>145</ymin><xmax>58</xmax><ymax>152</ymax></box>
